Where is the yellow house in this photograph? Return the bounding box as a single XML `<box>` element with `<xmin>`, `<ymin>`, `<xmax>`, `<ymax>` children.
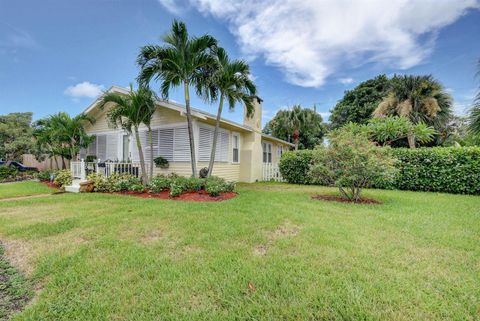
<box><xmin>69</xmin><ymin>86</ymin><xmax>292</xmax><ymax>187</ymax></box>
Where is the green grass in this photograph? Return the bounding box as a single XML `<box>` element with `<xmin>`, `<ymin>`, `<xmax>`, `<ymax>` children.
<box><xmin>0</xmin><ymin>182</ymin><xmax>479</xmax><ymax>320</ymax></box>
<box><xmin>0</xmin><ymin>181</ymin><xmax>56</xmax><ymax>199</ymax></box>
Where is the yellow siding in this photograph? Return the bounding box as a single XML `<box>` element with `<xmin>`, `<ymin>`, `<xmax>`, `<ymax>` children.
<box><xmin>152</xmin><ymin>162</ymin><xmax>241</xmax><ymax>181</ymax></box>
<box><xmin>85</xmin><ymin>111</ymin><xmax>112</xmax><ymax>133</ymax></box>
<box><xmin>150</xmin><ymin>108</ymin><xmax>186</xmax><ymax>127</ymax></box>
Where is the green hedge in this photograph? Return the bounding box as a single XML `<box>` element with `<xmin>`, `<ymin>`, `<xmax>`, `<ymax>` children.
<box><xmin>279</xmin><ymin>150</ymin><xmax>315</xmax><ymax>184</ymax></box>
<box><xmin>279</xmin><ymin>147</ymin><xmax>480</xmax><ymax>195</ymax></box>
<box><xmin>387</xmin><ymin>147</ymin><xmax>480</xmax><ymax>195</ymax></box>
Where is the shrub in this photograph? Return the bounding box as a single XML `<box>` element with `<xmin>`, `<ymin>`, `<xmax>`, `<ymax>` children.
<box><xmin>128</xmin><ymin>183</ymin><xmax>145</xmax><ymax>193</ymax></box>
<box><xmin>36</xmin><ymin>170</ymin><xmax>54</xmax><ymax>181</ymax></box>
<box><xmin>0</xmin><ymin>166</ymin><xmax>18</xmax><ymax>180</ymax></box>
<box><xmin>85</xmin><ymin>155</ymin><xmax>97</xmax><ymax>163</ymax></box>
<box><xmin>87</xmin><ymin>173</ymin><xmax>110</xmax><ymax>192</ymax></box>
<box><xmin>149</xmin><ymin>175</ymin><xmax>172</xmax><ymax>193</ymax></box>
<box><xmin>53</xmin><ymin>170</ymin><xmax>73</xmax><ymax>187</ymax></box>
<box><xmin>205</xmin><ymin>176</ymin><xmax>234</xmax><ymax>196</ymax></box>
<box><xmin>279</xmin><ymin>150</ymin><xmax>315</xmax><ymax>184</ymax></box>
<box><xmin>169</xmin><ymin>177</ymin><xmax>188</xmax><ymax>197</ymax></box>
<box><xmin>87</xmin><ymin>173</ymin><xmax>143</xmax><ymax>192</ymax></box>
<box><xmin>309</xmin><ymin>129</ymin><xmax>396</xmax><ymax>202</ymax></box>
<box><xmin>384</xmin><ymin>147</ymin><xmax>480</xmax><ymax>194</ymax></box>
<box><xmin>153</xmin><ymin>156</ymin><xmax>169</xmax><ymax>169</ymax></box>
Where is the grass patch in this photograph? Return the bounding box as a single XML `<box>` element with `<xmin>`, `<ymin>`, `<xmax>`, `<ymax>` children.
<box><xmin>0</xmin><ymin>182</ymin><xmax>479</xmax><ymax>320</ymax></box>
<box><xmin>0</xmin><ymin>182</ymin><xmax>55</xmax><ymax>200</ymax></box>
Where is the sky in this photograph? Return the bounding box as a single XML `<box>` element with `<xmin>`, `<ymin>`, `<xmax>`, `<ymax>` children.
<box><xmin>0</xmin><ymin>0</ymin><xmax>479</xmax><ymax>127</ymax></box>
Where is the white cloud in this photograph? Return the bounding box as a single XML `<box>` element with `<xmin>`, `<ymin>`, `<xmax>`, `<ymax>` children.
<box><xmin>338</xmin><ymin>77</ymin><xmax>354</xmax><ymax>85</ymax></box>
<box><xmin>64</xmin><ymin>81</ymin><xmax>104</xmax><ymax>99</ymax></box>
<box><xmin>176</xmin><ymin>0</ymin><xmax>479</xmax><ymax>87</ymax></box>
<box><xmin>158</xmin><ymin>0</ymin><xmax>183</xmax><ymax>14</ymax></box>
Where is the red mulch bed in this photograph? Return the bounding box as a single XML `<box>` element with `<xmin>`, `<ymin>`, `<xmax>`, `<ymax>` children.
<box><xmin>40</xmin><ymin>181</ymin><xmax>60</xmax><ymax>189</ymax></box>
<box><xmin>312</xmin><ymin>194</ymin><xmax>381</xmax><ymax>205</ymax></box>
<box><xmin>111</xmin><ymin>190</ymin><xmax>238</xmax><ymax>202</ymax></box>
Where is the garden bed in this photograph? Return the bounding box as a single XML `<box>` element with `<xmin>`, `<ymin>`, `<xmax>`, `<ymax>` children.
<box><xmin>312</xmin><ymin>194</ymin><xmax>381</xmax><ymax>204</ymax></box>
<box><xmin>110</xmin><ymin>190</ymin><xmax>237</xmax><ymax>202</ymax></box>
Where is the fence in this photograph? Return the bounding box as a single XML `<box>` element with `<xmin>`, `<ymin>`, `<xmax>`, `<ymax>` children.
<box><xmin>262</xmin><ymin>163</ymin><xmax>283</xmax><ymax>182</ymax></box>
<box><xmin>22</xmin><ymin>154</ymin><xmax>69</xmax><ymax>171</ymax></box>
<box><xmin>70</xmin><ymin>160</ymin><xmax>147</xmax><ymax>180</ymax></box>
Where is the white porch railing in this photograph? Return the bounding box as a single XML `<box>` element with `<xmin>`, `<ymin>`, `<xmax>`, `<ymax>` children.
<box><xmin>262</xmin><ymin>163</ymin><xmax>283</xmax><ymax>182</ymax></box>
<box><xmin>70</xmin><ymin>160</ymin><xmax>148</xmax><ymax>181</ymax></box>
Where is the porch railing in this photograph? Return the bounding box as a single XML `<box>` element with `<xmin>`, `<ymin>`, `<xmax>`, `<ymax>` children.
<box><xmin>70</xmin><ymin>160</ymin><xmax>147</xmax><ymax>181</ymax></box>
<box><xmin>262</xmin><ymin>163</ymin><xmax>283</xmax><ymax>182</ymax></box>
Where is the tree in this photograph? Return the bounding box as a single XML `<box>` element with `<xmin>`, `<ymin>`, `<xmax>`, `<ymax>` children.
<box><xmin>0</xmin><ymin>112</ymin><xmax>34</xmax><ymax>161</ymax></box>
<box><xmin>309</xmin><ymin>128</ymin><xmax>396</xmax><ymax>203</ymax></box>
<box><xmin>98</xmin><ymin>86</ymin><xmax>156</xmax><ymax>185</ymax></box>
<box><xmin>137</xmin><ymin>20</ymin><xmax>218</xmax><ymax>177</ymax></box>
<box><xmin>468</xmin><ymin>59</ymin><xmax>480</xmax><ymax>135</ymax></box>
<box><xmin>342</xmin><ymin>116</ymin><xmax>435</xmax><ymax>147</ymax></box>
<box><xmin>374</xmin><ymin>75</ymin><xmax>452</xmax><ymax>148</ymax></box>
<box><xmin>329</xmin><ymin>75</ymin><xmax>390</xmax><ymax>128</ymax></box>
<box><xmin>263</xmin><ymin>105</ymin><xmax>325</xmax><ymax>150</ymax></box>
<box><xmin>203</xmin><ymin>47</ymin><xmax>257</xmax><ymax>177</ymax></box>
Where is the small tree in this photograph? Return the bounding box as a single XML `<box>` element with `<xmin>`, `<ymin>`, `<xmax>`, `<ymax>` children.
<box><xmin>309</xmin><ymin>129</ymin><xmax>396</xmax><ymax>202</ymax></box>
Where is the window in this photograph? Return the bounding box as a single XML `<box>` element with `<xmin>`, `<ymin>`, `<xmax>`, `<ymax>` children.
<box><xmin>277</xmin><ymin>145</ymin><xmax>283</xmax><ymax>159</ymax></box>
<box><xmin>198</xmin><ymin>126</ymin><xmax>229</xmax><ymax>162</ymax></box>
<box><xmin>232</xmin><ymin>133</ymin><xmax>240</xmax><ymax>163</ymax></box>
<box><xmin>262</xmin><ymin>142</ymin><xmax>272</xmax><ymax>163</ymax></box>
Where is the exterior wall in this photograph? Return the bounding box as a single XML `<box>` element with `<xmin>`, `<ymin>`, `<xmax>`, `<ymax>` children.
<box><xmin>152</xmin><ymin>162</ymin><xmax>240</xmax><ymax>181</ymax></box>
<box><xmin>260</xmin><ymin>138</ymin><xmax>291</xmax><ymax>164</ymax></box>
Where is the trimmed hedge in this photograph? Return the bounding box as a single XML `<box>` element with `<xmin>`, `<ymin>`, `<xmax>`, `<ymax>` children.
<box><xmin>278</xmin><ymin>150</ymin><xmax>315</xmax><ymax>184</ymax></box>
<box><xmin>388</xmin><ymin>147</ymin><xmax>480</xmax><ymax>195</ymax></box>
<box><xmin>279</xmin><ymin>147</ymin><xmax>480</xmax><ymax>195</ymax></box>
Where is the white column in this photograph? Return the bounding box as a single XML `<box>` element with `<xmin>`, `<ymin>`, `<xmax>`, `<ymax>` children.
<box><xmin>80</xmin><ymin>159</ymin><xmax>86</xmax><ymax>180</ymax></box>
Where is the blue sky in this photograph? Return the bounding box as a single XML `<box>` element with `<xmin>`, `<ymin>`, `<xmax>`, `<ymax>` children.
<box><xmin>0</xmin><ymin>0</ymin><xmax>479</xmax><ymax>126</ymax></box>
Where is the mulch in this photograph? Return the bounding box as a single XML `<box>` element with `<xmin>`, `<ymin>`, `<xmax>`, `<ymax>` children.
<box><xmin>311</xmin><ymin>194</ymin><xmax>381</xmax><ymax>205</ymax></box>
<box><xmin>109</xmin><ymin>190</ymin><xmax>238</xmax><ymax>202</ymax></box>
<box><xmin>40</xmin><ymin>181</ymin><xmax>59</xmax><ymax>189</ymax></box>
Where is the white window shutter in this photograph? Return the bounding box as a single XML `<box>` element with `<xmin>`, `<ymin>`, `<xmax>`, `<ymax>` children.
<box><xmin>144</xmin><ymin>129</ymin><xmax>160</xmax><ymax>163</ymax></box>
<box><xmin>87</xmin><ymin>136</ymin><xmax>97</xmax><ymax>156</ymax></box>
<box><xmin>97</xmin><ymin>135</ymin><xmax>107</xmax><ymax>161</ymax></box>
<box><xmin>173</xmin><ymin>127</ymin><xmax>191</xmax><ymax>162</ymax></box>
<box><xmin>199</xmin><ymin>127</ymin><xmax>212</xmax><ymax>162</ymax></box>
<box><xmin>106</xmin><ymin>134</ymin><xmax>118</xmax><ymax>161</ymax></box>
<box><xmin>159</xmin><ymin>128</ymin><xmax>174</xmax><ymax>161</ymax></box>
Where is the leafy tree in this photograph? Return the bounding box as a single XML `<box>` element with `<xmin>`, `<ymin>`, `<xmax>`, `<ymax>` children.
<box><xmin>342</xmin><ymin>116</ymin><xmax>435</xmax><ymax>147</ymax></box>
<box><xmin>309</xmin><ymin>128</ymin><xmax>396</xmax><ymax>202</ymax></box>
<box><xmin>263</xmin><ymin>105</ymin><xmax>325</xmax><ymax>150</ymax></box>
<box><xmin>329</xmin><ymin>75</ymin><xmax>390</xmax><ymax>128</ymax></box>
<box><xmin>0</xmin><ymin>112</ymin><xmax>34</xmax><ymax>161</ymax></box>
<box><xmin>468</xmin><ymin>59</ymin><xmax>480</xmax><ymax>135</ymax></box>
<box><xmin>202</xmin><ymin>47</ymin><xmax>257</xmax><ymax>177</ymax></box>
<box><xmin>374</xmin><ymin>75</ymin><xmax>453</xmax><ymax>148</ymax></box>
<box><xmin>98</xmin><ymin>86</ymin><xmax>156</xmax><ymax>185</ymax></box>
<box><xmin>137</xmin><ymin>20</ymin><xmax>218</xmax><ymax>177</ymax></box>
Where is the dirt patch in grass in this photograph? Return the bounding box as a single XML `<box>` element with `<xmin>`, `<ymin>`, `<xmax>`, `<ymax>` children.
<box><xmin>108</xmin><ymin>190</ymin><xmax>238</xmax><ymax>202</ymax></box>
<box><xmin>312</xmin><ymin>194</ymin><xmax>382</xmax><ymax>205</ymax></box>
<box><xmin>0</xmin><ymin>242</ymin><xmax>32</xmax><ymax>321</ymax></box>
<box><xmin>254</xmin><ymin>221</ymin><xmax>302</xmax><ymax>256</ymax></box>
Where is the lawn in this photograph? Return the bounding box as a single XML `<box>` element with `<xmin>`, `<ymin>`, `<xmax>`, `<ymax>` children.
<box><xmin>0</xmin><ymin>181</ymin><xmax>56</xmax><ymax>199</ymax></box>
<box><xmin>0</xmin><ymin>182</ymin><xmax>479</xmax><ymax>320</ymax></box>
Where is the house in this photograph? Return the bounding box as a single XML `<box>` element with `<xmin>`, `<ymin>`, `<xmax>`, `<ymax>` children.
<box><xmin>68</xmin><ymin>86</ymin><xmax>293</xmax><ymax>188</ymax></box>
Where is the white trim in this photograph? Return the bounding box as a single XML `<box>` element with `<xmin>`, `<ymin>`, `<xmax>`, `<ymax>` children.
<box><xmin>232</xmin><ymin>132</ymin><xmax>240</xmax><ymax>164</ymax></box>
<box><xmin>262</xmin><ymin>142</ymin><xmax>273</xmax><ymax>164</ymax></box>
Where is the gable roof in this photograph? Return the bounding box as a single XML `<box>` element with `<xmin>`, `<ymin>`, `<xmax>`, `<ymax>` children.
<box><xmin>83</xmin><ymin>85</ymin><xmax>294</xmax><ymax>147</ymax></box>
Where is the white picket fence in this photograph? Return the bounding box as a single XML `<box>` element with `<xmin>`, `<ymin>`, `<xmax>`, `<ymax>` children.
<box><xmin>70</xmin><ymin>160</ymin><xmax>147</xmax><ymax>180</ymax></box>
<box><xmin>262</xmin><ymin>163</ymin><xmax>283</xmax><ymax>182</ymax></box>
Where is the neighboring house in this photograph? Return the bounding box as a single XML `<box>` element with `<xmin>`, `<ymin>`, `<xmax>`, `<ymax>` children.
<box><xmin>72</xmin><ymin>86</ymin><xmax>293</xmax><ymax>183</ymax></box>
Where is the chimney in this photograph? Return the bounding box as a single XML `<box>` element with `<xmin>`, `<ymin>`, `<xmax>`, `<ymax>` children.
<box><xmin>243</xmin><ymin>96</ymin><xmax>263</xmax><ymax>132</ymax></box>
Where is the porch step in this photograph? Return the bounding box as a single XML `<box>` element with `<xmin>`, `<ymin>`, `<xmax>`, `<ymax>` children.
<box><xmin>64</xmin><ymin>179</ymin><xmax>84</xmax><ymax>193</ymax></box>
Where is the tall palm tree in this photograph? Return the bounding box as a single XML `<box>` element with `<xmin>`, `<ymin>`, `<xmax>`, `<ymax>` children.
<box><xmin>137</xmin><ymin>20</ymin><xmax>218</xmax><ymax>177</ymax></box>
<box><xmin>373</xmin><ymin>75</ymin><xmax>452</xmax><ymax>148</ymax></box>
<box><xmin>468</xmin><ymin>60</ymin><xmax>480</xmax><ymax>135</ymax></box>
<box><xmin>98</xmin><ymin>86</ymin><xmax>156</xmax><ymax>185</ymax></box>
<box><xmin>203</xmin><ymin>47</ymin><xmax>256</xmax><ymax>176</ymax></box>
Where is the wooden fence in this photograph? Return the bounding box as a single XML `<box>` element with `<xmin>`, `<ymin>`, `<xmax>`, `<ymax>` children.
<box><xmin>22</xmin><ymin>154</ymin><xmax>70</xmax><ymax>171</ymax></box>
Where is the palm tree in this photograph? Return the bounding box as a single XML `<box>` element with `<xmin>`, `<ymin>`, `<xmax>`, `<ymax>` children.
<box><xmin>373</xmin><ymin>75</ymin><xmax>452</xmax><ymax>148</ymax></box>
<box><xmin>98</xmin><ymin>86</ymin><xmax>156</xmax><ymax>185</ymax></box>
<box><xmin>48</xmin><ymin>112</ymin><xmax>95</xmax><ymax>161</ymax></box>
<box><xmin>468</xmin><ymin>60</ymin><xmax>480</xmax><ymax>135</ymax></box>
<box><xmin>137</xmin><ymin>20</ymin><xmax>218</xmax><ymax>177</ymax></box>
<box><xmin>203</xmin><ymin>47</ymin><xmax>256</xmax><ymax>176</ymax></box>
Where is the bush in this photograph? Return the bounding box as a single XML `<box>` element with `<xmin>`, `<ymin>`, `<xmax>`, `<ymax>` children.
<box><xmin>53</xmin><ymin>170</ymin><xmax>73</xmax><ymax>187</ymax></box>
<box><xmin>309</xmin><ymin>129</ymin><xmax>396</xmax><ymax>202</ymax></box>
<box><xmin>36</xmin><ymin>170</ymin><xmax>54</xmax><ymax>181</ymax></box>
<box><xmin>0</xmin><ymin>166</ymin><xmax>18</xmax><ymax>180</ymax></box>
<box><xmin>205</xmin><ymin>176</ymin><xmax>234</xmax><ymax>196</ymax></box>
<box><xmin>85</xmin><ymin>155</ymin><xmax>97</xmax><ymax>163</ymax></box>
<box><xmin>149</xmin><ymin>174</ymin><xmax>235</xmax><ymax>197</ymax></box>
<box><xmin>153</xmin><ymin>156</ymin><xmax>169</xmax><ymax>169</ymax></box>
<box><xmin>87</xmin><ymin>173</ymin><xmax>143</xmax><ymax>192</ymax></box>
<box><xmin>279</xmin><ymin>150</ymin><xmax>315</xmax><ymax>184</ymax></box>
<box><xmin>384</xmin><ymin>147</ymin><xmax>480</xmax><ymax>194</ymax></box>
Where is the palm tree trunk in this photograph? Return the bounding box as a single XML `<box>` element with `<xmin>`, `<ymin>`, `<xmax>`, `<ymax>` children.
<box><xmin>148</xmin><ymin>127</ymin><xmax>154</xmax><ymax>181</ymax></box>
<box><xmin>61</xmin><ymin>156</ymin><xmax>66</xmax><ymax>169</ymax></box>
<box><xmin>134</xmin><ymin>127</ymin><xmax>148</xmax><ymax>185</ymax></box>
<box><xmin>53</xmin><ymin>153</ymin><xmax>59</xmax><ymax>169</ymax></box>
<box><xmin>208</xmin><ymin>93</ymin><xmax>224</xmax><ymax>178</ymax></box>
<box><xmin>184</xmin><ymin>81</ymin><xmax>198</xmax><ymax>178</ymax></box>
<box><xmin>407</xmin><ymin>131</ymin><xmax>416</xmax><ymax>149</ymax></box>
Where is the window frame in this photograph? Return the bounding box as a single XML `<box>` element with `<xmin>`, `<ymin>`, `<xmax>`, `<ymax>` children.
<box><xmin>263</xmin><ymin>142</ymin><xmax>272</xmax><ymax>163</ymax></box>
<box><xmin>232</xmin><ymin>133</ymin><xmax>240</xmax><ymax>164</ymax></box>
